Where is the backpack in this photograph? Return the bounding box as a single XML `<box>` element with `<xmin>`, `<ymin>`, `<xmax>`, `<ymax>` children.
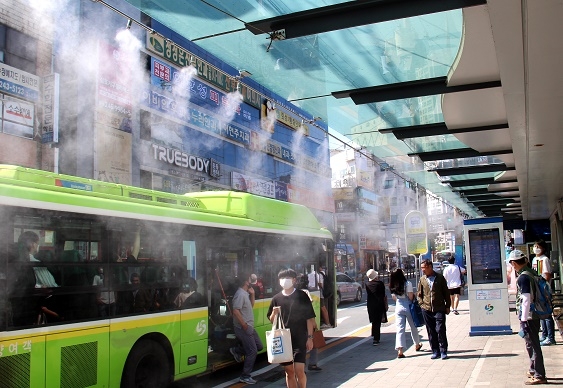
<box><xmin>320</xmin><ymin>271</ymin><xmax>333</xmax><ymax>298</ymax></box>
<box><xmin>521</xmin><ymin>270</ymin><xmax>553</xmax><ymax>319</ymax></box>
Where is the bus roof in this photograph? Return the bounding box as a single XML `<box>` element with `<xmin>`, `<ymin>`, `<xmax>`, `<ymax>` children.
<box><xmin>0</xmin><ymin>165</ymin><xmax>332</xmax><ymax>238</ymax></box>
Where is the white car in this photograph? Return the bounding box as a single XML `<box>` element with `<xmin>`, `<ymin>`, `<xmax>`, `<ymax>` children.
<box><xmin>335</xmin><ymin>272</ymin><xmax>363</xmax><ymax>306</ymax></box>
<box><xmin>432</xmin><ymin>262</ymin><xmax>443</xmax><ymax>274</ymax></box>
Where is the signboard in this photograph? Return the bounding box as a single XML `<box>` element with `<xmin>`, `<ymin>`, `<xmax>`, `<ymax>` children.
<box><xmin>97</xmin><ymin>41</ymin><xmax>133</xmax><ymax>117</ymax></box>
<box><xmin>146</xmin><ymin>34</ymin><xmax>261</xmax><ymax>108</ymax></box>
<box><xmin>404</xmin><ymin>210</ymin><xmax>428</xmax><ymax>255</ymax></box>
<box><xmin>151</xmin><ymin>143</ymin><xmax>220</xmax><ymax>178</ymax></box>
<box><xmin>231</xmin><ymin>171</ymin><xmax>275</xmax><ymax>198</ymax></box>
<box><xmin>42</xmin><ymin>73</ymin><xmax>60</xmax><ymax>143</ymax></box>
<box><xmin>3</xmin><ymin>99</ymin><xmax>33</xmax><ymax>125</ymax></box>
<box><xmin>260</xmin><ymin>98</ymin><xmax>309</xmax><ymax>135</ymax></box>
<box><xmin>3</xmin><ymin>99</ymin><xmax>34</xmax><ymax>139</ymax></box>
<box><xmin>0</xmin><ymin>63</ymin><xmax>40</xmax><ymax>101</ymax></box>
<box><xmin>94</xmin><ymin>124</ymin><xmax>132</xmax><ymax>185</ymax></box>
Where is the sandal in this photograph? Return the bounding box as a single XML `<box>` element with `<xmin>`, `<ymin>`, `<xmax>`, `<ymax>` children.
<box><xmin>397</xmin><ymin>354</ymin><xmax>406</xmax><ymax>358</ymax></box>
<box><xmin>415</xmin><ymin>343</ymin><xmax>423</xmax><ymax>351</ymax></box>
<box><xmin>525</xmin><ymin>376</ymin><xmax>548</xmax><ymax>385</ymax></box>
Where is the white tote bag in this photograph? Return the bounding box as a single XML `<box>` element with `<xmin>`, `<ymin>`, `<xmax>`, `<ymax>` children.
<box><xmin>266</xmin><ymin>314</ymin><xmax>293</xmax><ymax>363</ymax></box>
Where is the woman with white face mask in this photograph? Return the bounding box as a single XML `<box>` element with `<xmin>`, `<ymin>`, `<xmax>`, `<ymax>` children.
<box><xmin>531</xmin><ymin>240</ymin><xmax>556</xmax><ymax>346</ymax></box>
<box><xmin>267</xmin><ymin>269</ymin><xmax>316</xmax><ymax>388</ymax></box>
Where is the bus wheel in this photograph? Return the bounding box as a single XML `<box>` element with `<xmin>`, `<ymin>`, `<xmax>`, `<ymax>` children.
<box><xmin>121</xmin><ymin>339</ymin><xmax>171</xmax><ymax>388</ymax></box>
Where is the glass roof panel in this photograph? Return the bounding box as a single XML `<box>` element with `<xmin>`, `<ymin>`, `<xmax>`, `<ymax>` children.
<box><xmin>424</xmin><ymin>156</ymin><xmax>507</xmax><ymax>171</ymax></box>
<box><xmin>441</xmin><ymin>172</ymin><xmax>504</xmax><ymax>182</ymax></box>
<box><xmin>121</xmin><ymin>0</ymin><xmax>480</xmax><ymax>216</ymax></box>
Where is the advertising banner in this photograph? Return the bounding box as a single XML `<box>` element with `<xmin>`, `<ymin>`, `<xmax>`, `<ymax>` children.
<box><xmin>231</xmin><ymin>171</ymin><xmax>275</xmax><ymax>198</ymax></box>
<box><xmin>404</xmin><ymin>210</ymin><xmax>428</xmax><ymax>255</ymax></box>
<box><xmin>94</xmin><ymin>124</ymin><xmax>132</xmax><ymax>185</ymax></box>
<box><xmin>97</xmin><ymin>40</ymin><xmax>133</xmax><ymax>118</ymax></box>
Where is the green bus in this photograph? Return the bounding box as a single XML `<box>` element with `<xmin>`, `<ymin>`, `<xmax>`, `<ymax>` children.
<box><xmin>0</xmin><ymin>165</ymin><xmax>335</xmax><ymax>387</ymax></box>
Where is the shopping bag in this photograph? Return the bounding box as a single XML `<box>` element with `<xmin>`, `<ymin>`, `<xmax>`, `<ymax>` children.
<box><xmin>266</xmin><ymin>315</ymin><xmax>293</xmax><ymax>363</ymax></box>
<box><xmin>410</xmin><ymin>299</ymin><xmax>425</xmax><ymax>327</ymax></box>
<box><xmin>313</xmin><ymin>329</ymin><xmax>326</xmax><ymax>348</ymax></box>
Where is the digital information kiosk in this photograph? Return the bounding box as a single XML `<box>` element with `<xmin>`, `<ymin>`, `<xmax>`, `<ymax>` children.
<box><xmin>464</xmin><ymin>217</ymin><xmax>512</xmax><ymax>336</ymax></box>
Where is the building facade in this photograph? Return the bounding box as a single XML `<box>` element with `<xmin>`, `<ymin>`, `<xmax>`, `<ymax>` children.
<box><xmin>0</xmin><ymin>0</ymin><xmax>334</xmax><ymax>230</ymax></box>
<box><xmin>331</xmin><ymin>146</ymin><xmax>427</xmax><ymax>278</ymax></box>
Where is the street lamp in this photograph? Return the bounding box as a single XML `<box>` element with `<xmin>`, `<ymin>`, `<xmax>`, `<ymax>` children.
<box><xmin>392</xmin><ymin>233</ymin><xmax>401</xmax><ymax>269</ymax></box>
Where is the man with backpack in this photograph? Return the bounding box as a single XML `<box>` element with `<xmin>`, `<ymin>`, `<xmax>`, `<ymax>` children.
<box><xmin>508</xmin><ymin>250</ymin><xmax>547</xmax><ymax>385</ymax></box>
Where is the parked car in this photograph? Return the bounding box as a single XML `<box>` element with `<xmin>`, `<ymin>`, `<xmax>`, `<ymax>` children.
<box><xmin>336</xmin><ymin>272</ymin><xmax>363</xmax><ymax>306</ymax></box>
<box><xmin>432</xmin><ymin>261</ymin><xmax>443</xmax><ymax>274</ymax></box>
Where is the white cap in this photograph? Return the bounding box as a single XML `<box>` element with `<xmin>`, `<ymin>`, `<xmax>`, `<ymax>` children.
<box><xmin>508</xmin><ymin>249</ymin><xmax>526</xmax><ymax>261</ymax></box>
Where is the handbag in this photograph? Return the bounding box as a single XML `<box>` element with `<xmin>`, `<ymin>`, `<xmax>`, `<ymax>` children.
<box><xmin>266</xmin><ymin>314</ymin><xmax>293</xmax><ymax>363</ymax></box>
<box><xmin>409</xmin><ymin>299</ymin><xmax>425</xmax><ymax>327</ymax></box>
<box><xmin>312</xmin><ymin>329</ymin><xmax>326</xmax><ymax>348</ymax></box>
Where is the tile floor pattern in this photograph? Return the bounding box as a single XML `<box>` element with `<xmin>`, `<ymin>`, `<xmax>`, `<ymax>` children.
<box><xmin>262</xmin><ymin>297</ymin><xmax>563</xmax><ymax>388</ymax></box>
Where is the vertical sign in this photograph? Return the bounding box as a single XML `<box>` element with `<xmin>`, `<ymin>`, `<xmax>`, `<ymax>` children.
<box><xmin>42</xmin><ymin>73</ymin><xmax>60</xmax><ymax>143</ymax></box>
<box><xmin>404</xmin><ymin>210</ymin><xmax>428</xmax><ymax>255</ymax></box>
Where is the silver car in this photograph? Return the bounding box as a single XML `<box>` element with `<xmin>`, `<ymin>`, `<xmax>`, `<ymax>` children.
<box><xmin>336</xmin><ymin>272</ymin><xmax>363</xmax><ymax>306</ymax></box>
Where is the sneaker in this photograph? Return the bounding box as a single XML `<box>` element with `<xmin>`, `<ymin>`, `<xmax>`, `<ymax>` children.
<box><xmin>441</xmin><ymin>352</ymin><xmax>448</xmax><ymax>360</ymax></box>
<box><xmin>239</xmin><ymin>376</ymin><xmax>257</xmax><ymax>385</ymax></box>
<box><xmin>540</xmin><ymin>339</ymin><xmax>553</xmax><ymax>346</ymax></box>
<box><xmin>308</xmin><ymin>365</ymin><xmax>322</xmax><ymax>371</ymax></box>
<box><xmin>454</xmin><ymin>310</ymin><xmax>459</xmax><ymax>315</ymax></box>
<box><xmin>373</xmin><ymin>340</ymin><xmax>380</xmax><ymax>346</ymax></box>
<box><xmin>230</xmin><ymin>347</ymin><xmax>243</xmax><ymax>363</ymax></box>
<box><xmin>320</xmin><ymin>323</ymin><xmax>332</xmax><ymax>329</ymax></box>
<box><xmin>539</xmin><ymin>337</ymin><xmax>547</xmax><ymax>343</ymax></box>
<box><xmin>430</xmin><ymin>352</ymin><xmax>440</xmax><ymax>359</ymax></box>
<box><xmin>525</xmin><ymin>376</ymin><xmax>548</xmax><ymax>385</ymax></box>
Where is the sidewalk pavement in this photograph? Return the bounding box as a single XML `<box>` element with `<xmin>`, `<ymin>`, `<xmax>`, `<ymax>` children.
<box><xmin>263</xmin><ymin>294</ymin><xmax>563</xmax><ymax>387</ymax></box>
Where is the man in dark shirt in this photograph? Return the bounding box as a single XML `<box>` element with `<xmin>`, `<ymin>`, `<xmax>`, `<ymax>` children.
<box><xmin>267</xmin><ymin>269</ymin><xmax>315</xmax><ymax>388</ymax></box>
<box><xmin>417</xmin><ymin>259</ymin><xmax>451</xmax><ymax>359</ymax></box>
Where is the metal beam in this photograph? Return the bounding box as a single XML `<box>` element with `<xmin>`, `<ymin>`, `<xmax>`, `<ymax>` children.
<box><xmin>447</xmin><ymin>177</ymin><xmax>518</xmax><ymax>187</ymax></box>
<box><xmin>455</xmin><ymin>187</ymin><xmax>520</xmax><ymax>196</ymax></box>
<box><xmin>469</xmin><ymin>198</ymin><xmax>515</xmax><ymax>204</ymax></box>
<box><xmin>376</xmin><ymin>122</ymin><xmax>508</xmax><ymax>140</ymax></box>
<box><xmin>465</xmin><ymin>194</ymin><xmax>516</xmax><ymax>201</ymax></box>
<box><xmin>332</xmin><ymin>77</ymin><xmax>501</xmax><ymax>105</ymax></box>
<box><xmin>431</xmin><ymin>165</ymin><xmax>515</xmax><ymax>176</ymax></box>
<box><xmin>245</xmin><ymin>0</ymin><xmax>487</xmax><ymax>39</ymax></box>
<box><xmin>411</xmin><ymin>148</ymin><xmax>513</xmax><ymax>162</ymax></box>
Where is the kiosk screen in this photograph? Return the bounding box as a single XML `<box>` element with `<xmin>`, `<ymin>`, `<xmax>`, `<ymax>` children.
<box><xmin>468</xmin><ymin>228</ymin><xmax>503</xmax><ymax>284</ymax></box>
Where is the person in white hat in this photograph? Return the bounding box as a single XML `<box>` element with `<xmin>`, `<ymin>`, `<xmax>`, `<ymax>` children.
<box><xmin>364</xmin><ymin>269</ymin><xmax>386</xmax><ymax>345</ymax></box>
